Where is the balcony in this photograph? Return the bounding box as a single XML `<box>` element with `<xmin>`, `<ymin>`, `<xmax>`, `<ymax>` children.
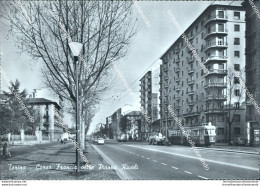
<box><xmin>175</xmin><ymin>96</ymin><xmax>181</xmax><ymax>100</ymax></box>
<box><xmin>165</xmin><ymin>84</ymin><xmax>169</xmax><ymax>88</ymax></box>
<box><xmin>176</xmin><ymin>58</ymin><xmax>180</xmax><ymax>63</ymax></box>
<box><xmin>206</xmin><ymin>95</ymin><xmax>227</xmax><ymax>101</ymax></box>
<box><xmin>164</xmin><ymin>66</ymin><xmax>168</xmax><ymax>72</ymax></box>
<box><xmin>204</xmin><ymin>42</ymin><xmax>228</xmax><ymax>52</ymax></box>
<box><xmin>204</xmin><ymin>15</ymin><xmax>228</xmax><ymax>27</ymax></box>
<box><xmin>205</xmin><ymin>69</ymin><xmax>228</xmax><ymax>77</ymax></box>
<box><xmin>176</xmin><ymin>78</ymin><xmax>180</xmax><ymax>82</ymax></box>
<box><xmin>183</xmin><ymin>111</ymin><xmax>200</xmax><ymax>118</ymax></box>
<box><xmin>189</xmin><ymin>36</ymin><xmax>194</xmax><ymax>41</ymax></box>
<box><xmin>188</xmin><ymin>91</ymin><xmax>195</xmax><ymax>95</ymax></box>
<box><xmin>188</xmin><ymin>68</ymin><xmax>194</xmax><ymax>74</ymax></box>
<box><xmin>204</xmin><ymin>82</ymin><xmax>227</xmax><ymax>89</ymax></box>
<box><xmin>176</xmin><ymin>67</ymin><xmax>180</xmax><ymax>72</ymax></box>
<box><xmin>188</xmin><ymin>101</ymin><xmax>194</xmax><ymax>106</ymax></box>
<box><xmin>165</xmin><ymin>75</ymin><xmax>169</xmax><ymax>80</ymax></box>
<box><xmin>175</xmin><ymin>48</ymin><xmax>180</xmax><ymax>54</ymax></box>
<box><xmin>204</xmin><ymin>55</ymin><xmax>228</xmax><ymax>65</ymax></box>
<box><xmin>176</xmin><ymin>87</ymin><xmax>180</xmax><ymax>91</ymax></box>
<box><xmin>205</xmin><ymin>109</ymin><xmax>227</xmax><ymax>114</ymax></box>
<box><xmin>175</xmin><ymin>106</ymin><xmax>181</xmax><ymax>110</ymax></box>
<box><xmin>204</xmin><ymin>29</ymin><xmax>228</xmax><ymax>40</ymax></box>
<box><xmin>188</xmin><ymin>80</ymin><xmax>194</xmax><ymax>85</ymax></box>
<box><xmin>188</xmin><ymin>57</ymin><xmax>194</xmax><ymax>63</ymax></box>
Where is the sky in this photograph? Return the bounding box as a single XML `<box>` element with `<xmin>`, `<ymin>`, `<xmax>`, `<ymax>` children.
<box><xmin>0</xmin><ymin>1</ymin><xmax>242</xmax><ymax>133</ymax></box>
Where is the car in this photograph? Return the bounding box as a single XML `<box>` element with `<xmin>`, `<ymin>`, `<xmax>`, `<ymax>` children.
<box><xmin>149</xmin><ymin>132</ymin><xmax>166</xmax><ymax>145</ymax></box>
<box><xmin>118</xmin><ymin>133</ymin><xmax>127</xmax><ymax>142</ymax></box>
<box><xmin>97</xmin><ymin>138</ymin><xmax>104</xmax><ymax>145</ymax></box>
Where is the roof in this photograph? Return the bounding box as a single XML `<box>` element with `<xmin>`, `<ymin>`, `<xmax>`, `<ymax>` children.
<box><xmin>125</xmin><ymin>111</ymin><xmax>142</xmax><ymax>116</ymax></box>
<box><xmin>26</xmin><ymin>98</ymin><xmax>61</xmax><ymax>109</ymax></box>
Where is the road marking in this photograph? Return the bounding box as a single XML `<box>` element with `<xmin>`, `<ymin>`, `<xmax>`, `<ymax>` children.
<box><xmin>141</xmin><ymin>156</ymin><xmax>145</xmax><ymax>158</ymax></box>
<box><xmin>171</xmin><ymin>166</ymin><xmax>178</xmax><ymax>169</ymax></box>
<box><xmin>146</xmin><ymin>158</ymin><xmax>150</xmax><ymax>160</ymax></box>
<box><xmin>198</xmin><ymin>175</ymin><xmax>209</xmax><ymax>180</ymax></box>
<box><xmin>126</xmin><ymin>144</ymin><xmax>259</xmax><ymax>171</ymax></box>
<box><xmin>184</xmin><ymin>171</ymin><xmax>192</xmax><ymax>174</ymax></box>
<box><xmin>153</xmin><ymin>160</ymin><xmax>158</xmax><ymax>162</ymax></box>
<box><xmin>136</xmin><ymin>155</ymin><xmax>140</xmax><ymax>156</ymax></box>
<box><xmin>161</xmin><ymin>163</ymin><xmax>167</xmax><ymax>166</ymax></box>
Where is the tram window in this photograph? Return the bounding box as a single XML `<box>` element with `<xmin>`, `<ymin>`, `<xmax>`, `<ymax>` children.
<box><xmin>193</xmin><ymin>130</ymin><xmax>199</xmax><ymax>136</ymax></box>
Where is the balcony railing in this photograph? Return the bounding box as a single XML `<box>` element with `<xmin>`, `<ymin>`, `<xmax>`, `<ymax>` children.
<box><xmin>176</xmin><ymin>67</ymin><xmax>180</xmax><ymax>72</ymax></box>
<box><xmin>176</xmin><ymin>78</ymin><xmax>181</xmax><ymax>82</ymax></box>
<box><xmin>176</xmin><ymin>58</ymin><xmax>180</xmax><ymax>63</ymax></box>
<box><xmin>205</xmin><ymin>69</ymin><xmax>228</xmax><ymax>76</ymax></box>
<box><xmin>175</xmin><ymin>96</ymin><xmax>181</xmax><ymax>100</ymax></box>
<box><xmin>204</xmin><ymin>55</ymin><xmax>228</xmax><ymax>64</ymax></box>
<box><xmin>188</xmin><ymin>101</ymin><xmax>194</xmax><ymax>105</ymax></box>
<box><xmin>176</xmin><ymin>87</ymin><xmax>180</xmax><ymax>91</ymax></box>
<box><xmin>188</xmin><ymin>80</ymin><xmax>195</xmax><ymax>85</ymax></box>
<box><xmin>188</xmin><ymin>57</ymin><xmax>194</xmax><ymax>63</ymax></box>
<box><xmin>188</xmin><ymin>68</ymin><xmax>194</xmax><ymax>74</ymax></box>
<box><xmin>188</xmin><ymin>91</ymin><xmax>195</xmax><ymax>95</ymax></box>
<box><xmin>206</xmin><ymin>95</ymin><xmax>227</xmax><ymax>100</ymax></box>
<box><xmin>204</xmin><ymin>42</ymin><xmax>228</xmax><ymax>52</ymax></box>
<box><xmin>204</xmin><ymin>15</ymin><xmax>228</xmax><ymax>26</ymax></box>
<box><xmin>204</xmin><ymin>82</ymin><xmax>227</xmax><ymax>88</ymax></box>
<box><xmin>204</xmin><ymin>29</ymin><xmax>228</xmax><ymax>39</ymax></box>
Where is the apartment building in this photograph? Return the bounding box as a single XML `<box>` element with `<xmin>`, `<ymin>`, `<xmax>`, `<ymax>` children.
<box><xmin>159</xmin><ymin>4</ymin><xmax>246</xmax><ymax>143</ymax></box>
<box><xmin>242</xmin><ymin>0</ymin><xmax>260</xmax><ymax>146</ymax></box>
<box><xmin>140</xmin><ymin>70</ymin><xmax>160</xmax><ymax>139</ymax></box>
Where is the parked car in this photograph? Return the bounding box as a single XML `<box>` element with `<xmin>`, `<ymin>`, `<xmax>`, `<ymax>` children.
<box><xmin>149</xmin><ymin>132</ymin><xmax>166</xmax><ymax>145</ymax></box>
<box><xmin>97</xmin><ymin>138</ymin><xmax>104</xmax><ymax>145</ymax></box>
<box><xmin>118</xmin><ymin>133</ymin><xmax>127</xmax><ymax>142</ymax></box>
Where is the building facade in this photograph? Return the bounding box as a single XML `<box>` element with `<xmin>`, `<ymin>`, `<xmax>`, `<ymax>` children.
<box><xmin>140</xmin><ymin>70</ymin><xmax>160</xmax><ymax>139</ymax></box>
<box><xmin>242</xmin><ymin>0</ymin><xmax>260</xmax><ymax>146</ymax></box>
<box><xmin>27</xmin><ymin>98</ymin><xmax>63</xmax><ymax>141</ymax></box>
<box><xmin>160</xmin><ymin>4</ymin><xmax>246</xmax><ymax>143</ymax></box>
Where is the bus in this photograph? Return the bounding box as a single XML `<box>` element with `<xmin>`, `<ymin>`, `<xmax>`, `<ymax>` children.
<box><xmin>168</xmin><ymin>123</ymin><xmax>216</xmax><ymax>146</ymax></box>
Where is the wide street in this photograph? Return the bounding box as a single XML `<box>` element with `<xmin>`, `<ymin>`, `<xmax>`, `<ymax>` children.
<box><xmin>92</xmin><ymin>140</ymin><xmax>259</xmax><ymax>180</ymax></box>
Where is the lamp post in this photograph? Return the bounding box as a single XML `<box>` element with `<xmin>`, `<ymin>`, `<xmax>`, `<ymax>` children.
<box><xmin>69</xmin><ymin>42</ymin><xmax>83</xmax><ymax>173</ymax></box>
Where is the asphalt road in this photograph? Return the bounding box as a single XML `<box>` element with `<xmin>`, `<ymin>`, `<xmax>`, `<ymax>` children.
<box><xmin>92</xmin><ymin>140</ymin><xmax>259</xmax><ymax>180</ymax></box>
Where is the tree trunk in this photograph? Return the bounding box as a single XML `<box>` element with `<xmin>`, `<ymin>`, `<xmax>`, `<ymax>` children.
<box><xmin>228</xmin><ymin>123</ymin><xmax>232</xmax><ymax>145</ymax></box>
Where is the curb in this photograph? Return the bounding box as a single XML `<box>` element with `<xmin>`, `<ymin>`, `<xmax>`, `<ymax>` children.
<box><xmin>196</xmin><ymin>146</ymin><xmax>259</xmax><ymax>155</ymax></box>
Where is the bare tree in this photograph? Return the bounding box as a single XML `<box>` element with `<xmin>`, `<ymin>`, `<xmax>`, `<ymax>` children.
<box><xmin>0</xmin><ymin>1</ymin><xmax>137</xmax><ymax>149</ymax></box>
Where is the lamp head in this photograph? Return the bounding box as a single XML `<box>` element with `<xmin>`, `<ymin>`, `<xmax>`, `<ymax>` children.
<box><xmin>68</xmin><ymin>42</ymin><xmax>83</xmax><ymax>57</ymax></box>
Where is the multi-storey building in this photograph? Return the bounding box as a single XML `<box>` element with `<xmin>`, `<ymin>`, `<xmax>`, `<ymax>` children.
<box><xmin>160</xmin><ymin>4</ymin><xmax>246</xmax><ymax>143</ymax></box>
<box><xmin>140</xmin><ymin>70</ymin><xmax>160</xmax><ymax>140</ymax></box>
<box><xmin>242</xmin><ymin>1</ymin><xmax>260</xmax><ymax>146</ymax></box>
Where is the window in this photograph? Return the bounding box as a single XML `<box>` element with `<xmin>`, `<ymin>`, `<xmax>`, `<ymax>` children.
<box><xmin>234</xmin><ymin>77</ymin><xmax>240</xmax><ymax>84</ymax></box>
<box><xmin>235</xmin><ymin>102</ymin><xmax>240</xmax><ymax>109</ymax></box>
<box><xmin>218</xmin><ymin>128</ymin><xmax>224</xmax><ymax>135</ymax></box>
<box><xmin>234</xmin><ymin>24</ymin><xmax>240</xmax><ymax>31</ymax></box>
<box><xmin>196</xmin><ymin>37</ymin><xmax>198</xmax><ymax>44</ymax></box>
<box><xmin>234</xmin><ymin>12</ymin><xmax>240</xmax><ymax>20</ymax></box>
<box><xmin>233</xmin><ymin>114</ymin><xmax>240</xmax><ymax>122</ymax></box>
<box><xmin>218</xmin><ymin>11</ymin><xmax>224</xmax><ymax>18</ymax></box>
<box><xmin>234</xmin><ymin>51</ymin><xmax>240</xmax><ymax>58</ymax></box>
<box><xmin>234</xmin><ymin>64</ymin><xmax>240</xmax><ymax>71</ymax></box>
<box><xmin>201</xmin><ymin>45</ymin><xmax>204</xmax><ymax>52</ymax></box>
<box><xmin>218</xmin><ymin>115</ymin><xmax>224</xmax><ymax>122</ymax></box>
<box><xmin>201</xmin><ymin>32</ymin><xmax>204</xmax><ymax>39</ymax></box>
<box><xmin>234</xmin><ymin>38</ymin><xmax>240</xmax><ymax>45</ymax></box>
<box><xmin>234</xmin><ymin>128</ymin><xmax>240</xmax><ymax>136</ymax></box>
<box><xmin>235</xmin><ymin>89</ymin><xmax>240</xmax><ymax>96</ymax></box>
<box><xmin>196</xmin><ymin>25</ymin><xmax>198</xmax><ymax>32</ymax></box>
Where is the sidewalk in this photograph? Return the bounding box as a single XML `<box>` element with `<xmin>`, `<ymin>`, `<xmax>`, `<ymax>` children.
<box><xmin>0</xmin><ymin>141</ymin><xmax>120</xmax><ymax>180</ymax></box>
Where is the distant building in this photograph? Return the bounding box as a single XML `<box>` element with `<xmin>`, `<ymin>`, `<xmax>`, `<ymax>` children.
<box><xmin>242</xmin><ymin>0</ymin><xmax>260</xmax><ymax>146</ymax></box>
<box><xmin>140</xmin><ymin>69</ymin><xmax>160</xmax><ymax>139</ymax></box>
<box><xmin>110</xmin><ymin>108</ymin><xmax>122</xmax><ymax>138</ymax></box>
<box><xmin>27</xmin><ymin>98</ymin><xmax>63</xmax><ymax>141</ymax></box>
<box><xmin>159</xmin><ymin>4</ymin><xmax>246</xmax><ymax>142</ymax></box>
<box><xmin>123</xmin><ymin>111</ymin><xmax>142</xmax><ymax>140</ymax></box>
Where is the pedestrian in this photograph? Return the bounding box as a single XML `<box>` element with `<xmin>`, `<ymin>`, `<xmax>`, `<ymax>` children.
<box><xmin>3</xmin><ymin>140</ymin><xmax>11</xmax><ymax>158</ymax></box>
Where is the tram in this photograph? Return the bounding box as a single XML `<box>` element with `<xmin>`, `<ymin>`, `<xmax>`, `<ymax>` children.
<box><xmin>168</xmin><ymin>123</ymin><xmax>216</xmax><ymax>146</ymax></box>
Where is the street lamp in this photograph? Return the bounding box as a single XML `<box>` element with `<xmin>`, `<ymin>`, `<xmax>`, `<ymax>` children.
<box><xmin>69</xmin><ymin>42</ymin><xmax>83</xmax><ymax>173</ymax></box>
